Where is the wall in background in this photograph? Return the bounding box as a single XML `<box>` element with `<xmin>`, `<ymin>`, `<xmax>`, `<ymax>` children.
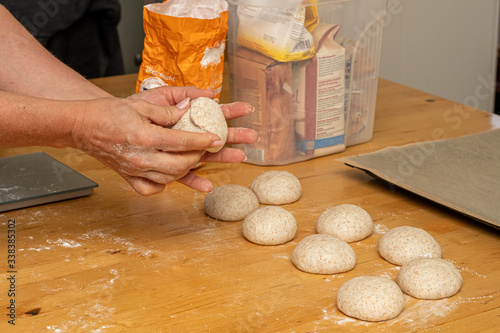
<box><xmin>379</xmin><ymin>0</ymin><xmax>500</xmax><ymax>113</ymax></box>
<box><xmin>118</xmin><ymin>1</ymin><xmax>500</xmax><ymax>113</ymax></box>
<box><xmin>117</xmin><ymin>0</ymin><xmax>147</xmax><ymax>75</ymax></box>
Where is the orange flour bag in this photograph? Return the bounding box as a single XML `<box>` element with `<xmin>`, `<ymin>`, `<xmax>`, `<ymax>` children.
<box><xmin>136</xmin><ymin>0</ymin><xmax>228</xmax><ymax>101</ymax></box>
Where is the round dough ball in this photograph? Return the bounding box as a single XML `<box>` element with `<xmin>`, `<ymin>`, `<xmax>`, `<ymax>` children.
<box><xmin>249</xmin><ymin>171</ymin><xmax>302</xmax><ymax>205</ymax></box>
<box><xmin>242</xmin><ymin>206</ymin><xmax>297</xmax><ymax>245</ymax></box>
<box><xmin>378</xmin><ymin>226</ymin><xmax>441</xmax><ymax>265</ymax></box>
<box><xmin>396</xmin><ymin>258</ymin><xmax>463</xmax><ymax>299</ymax></box>
<box><xmin>291</xmin><ymin>234</ymin><xmax>356</xmax><ymax>274</ymax></box>
<box><xmin>316</xmin><ymin>204</ymin><xmax>374</xmax><ymax>242</ymax></box>
<box><xmin>337</xmin><ymin>276</ymin><xmax>405</xmax><ymax>322</ymax></box>
<box><xmin>172</xmin><ymin>97</ymin><xmax>228</xmax><ymax>153</ymax></box>
<box><xmin>204</xmin><ymin>185</ymin><xmax>259</xmax><ymax>221</ymax></box>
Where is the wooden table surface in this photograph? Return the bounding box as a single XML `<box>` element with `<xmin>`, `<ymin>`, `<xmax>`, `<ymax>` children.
<box><xmin>1</xmin><ymin>73</ymin><xmax>500</xmax><ymax>333</ymax></box>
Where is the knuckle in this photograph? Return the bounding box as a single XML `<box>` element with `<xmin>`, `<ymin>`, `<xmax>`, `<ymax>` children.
<box><xmin>167</xmin><ymin>160</ymin><xmax>189</xmax><ymax>176</ymax></box>
<box><xmin>127</xmin><ymin>127</ymin><xmax>156</xmax><ymax>148</ymax></box>
<box><xmin>121</xmin><ymin>153</ymin><xmax>149</xmax><ymax>174</ymax></box>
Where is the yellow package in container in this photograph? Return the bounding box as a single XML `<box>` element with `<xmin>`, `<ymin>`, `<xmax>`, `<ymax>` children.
<box><xmin>235</xmin><ymin>0</ymin><xmax>319</xmax><ymax>62</ymax></box>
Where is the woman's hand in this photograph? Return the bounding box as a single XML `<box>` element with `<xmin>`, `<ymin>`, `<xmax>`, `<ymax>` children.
<box><xmin>72</xmin><ymin>86</ymin><xmax>258</xmax><ymax>196</ymax></box>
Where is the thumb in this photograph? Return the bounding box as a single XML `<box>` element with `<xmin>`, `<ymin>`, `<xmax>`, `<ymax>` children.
<box><xmin>145</xmin><ymin>97</ymin><xmax>191</xmax><ymax>127</ymax></box>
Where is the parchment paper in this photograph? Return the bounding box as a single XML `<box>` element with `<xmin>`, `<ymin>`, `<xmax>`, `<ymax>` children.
<box><xmin>340</xmin><ymin>129</ymin><xmax>500</xmax><ymax>229</ymax></box>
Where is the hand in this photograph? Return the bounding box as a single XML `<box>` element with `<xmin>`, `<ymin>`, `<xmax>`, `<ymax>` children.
<box><xmin>132</xmin><ymin>86</ymin><xmax>259</xmax><ymax>194</ymax></box>
<box><xmin>72</xmin><ymin>86</ymin><xmax>258</xmax><ymax>196</ymax></box>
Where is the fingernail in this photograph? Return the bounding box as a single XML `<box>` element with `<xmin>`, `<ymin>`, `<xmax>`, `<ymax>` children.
<box><xmin>176</xmin><ymin>97</ymin><xmax>190</xmax><ymax>110</ymax></box>
<box><xmin>242</xmin><ymin>153</ymin><xmax>248</xmax><ymax>162</ymax></box>
<box><xmin>211</xmin><ymin>140</ymin><xmax>223</xmax><ymax>148</ymax></box>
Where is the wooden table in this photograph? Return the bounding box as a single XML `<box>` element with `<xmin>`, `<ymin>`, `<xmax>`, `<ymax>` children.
<box><xmin>1</xmin><ymin>73</ymin><xmax>500</xmax><ymax>333</ymax></box>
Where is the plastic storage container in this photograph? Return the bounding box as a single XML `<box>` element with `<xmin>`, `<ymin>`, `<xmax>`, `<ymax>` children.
<box><xmin>227</xmin><ymin>0</ymin><xmax>386</xmax><ymax>165</ymax></box>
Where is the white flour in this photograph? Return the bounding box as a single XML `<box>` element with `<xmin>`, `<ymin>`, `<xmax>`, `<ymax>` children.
<box><xmin>318</xmin><ymin>292</ymin><xmax>494</xmax><ymax>332</ymax></box>
<box><xmin>46</xmin><ymin>238</ymin><xmax>82</xmax><ymax>248</ymax></box>
<box><xmin>374</xmin><ymin>223</ymin><xmax>389</xmax><ymax>234</ymax></box>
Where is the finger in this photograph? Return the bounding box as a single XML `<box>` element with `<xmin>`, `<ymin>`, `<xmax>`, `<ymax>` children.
<box><xmin>126</xmin><ymin>176</ymin><xmax>166</xmax><ymax>196</ymax></box>
<box><xmin>201</xmin><ymin>147</ymin><xmax>247</xmax><ymax>163</ymax></box>
<box><xmin>161</xmin><ymin>86</ymin><xmax>214</xmax><ymax>105</ymax></box>
<box><xmin>132</xmin><ymin>86</ymin><xmax>215</xmax><ymax>106</ymax></box>
<box><xmin>129</xmin><ymin>99</ymin><xmax>189</xmax><ymax>127</ymax></box>
<box><xmin>226</xmin><ymin>127</ymin><xmax>259</xmax><ymax>145</ymax></box>
<box><xmin>148</xmin><ymin>127</ymin><xmax>222</xmax><ymax>152</ymax></box>
<box><xmin>159</xmin><ymin>86</ymin><xmax>214</xmax><ymax>104</ymax></box>
<box><xmin>130</xmin><ymin>149</ymin><xmax>202</xmax><ymax>180</ymax></box>
<box><xmin>135</xmin><ymin>169</ymin><xmax>182</xmax><ymax>186</ymax></box>
<box><xmin>136</xmin><ymin>161</ymin><xmax>194</xmax><ymax>184</ymax></box>
<box><xmin>176</xmin><ymin>172</ymin><xmax>214</xmax><ymax>192</ymax></box>
<box><xmin>220</xmin><ymin>102</ymin><xmax>255</xmax><ymax>120</ymax></box>
<box><xmin>184</xmin><ymin>87</ymin><xmax>216</xmax><ymax>101</ymax></box>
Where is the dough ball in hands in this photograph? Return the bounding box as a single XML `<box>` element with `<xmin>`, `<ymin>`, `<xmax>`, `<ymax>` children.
<box><xmin>249</xmin><ymin>171</ymin><xmax>302</xmax><ymax>205</ymax></box>
<box><xmin>316</xmin><ymin>204</ymin><xmax>374</xmax><ymax>242</ymax></box>
<box><xmin>204</xmin><ymin>185</ymin><xmax>259</xmax><ymax>221</ymax></box>
<box><xmin>396</xmin><ymin>258</ymin><xmax>463</xmax><ymax>300</ymax></box>
<box><xmin>378</xmin><ymin>226</ymin><xmax>441</xmax><ymax>265</ymax></box>
<box><xmin>291</xmin><ymin>234</ymin><xmax>356</xmax><ymax>274</ymax></box>
<box><xmin>242</xmin><ymin>206</ymin><xmax>297</xmax><ymax>245</ymax></box>
<box><xmin>336</xmin><ymin>276</ymin><xmax>405</xmax><ymax>322</ymax></box>
<box><xmin>172</xmin><ymin>97</ymin><xmax>228</xmax><ymax>153</ymax></box>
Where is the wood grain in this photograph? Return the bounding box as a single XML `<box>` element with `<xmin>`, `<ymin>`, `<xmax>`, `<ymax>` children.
<box><xmin>1</xmin><ymin>72</ymin><xmax>499</xmax><ymax>332</ymax></box>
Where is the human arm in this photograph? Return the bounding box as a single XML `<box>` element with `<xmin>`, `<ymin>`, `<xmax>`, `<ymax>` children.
<box><xmin>0</xmin><ymin>87</ymin><xmax>258</xmax><ymax>195</ymax></box>
<box><xmin>0</xmin><ymin>4</ymin><xmax>259</xmax><ymax>195</ymax></box>
<box><xmin>0</xmin><ymin>89</ymin><xmax>223</xmax><ymax>192</ymax></box>
<box><xmin>0</xmin><ymin>5</ymin><xmax>111</xmax><ymax>100</ymax></box>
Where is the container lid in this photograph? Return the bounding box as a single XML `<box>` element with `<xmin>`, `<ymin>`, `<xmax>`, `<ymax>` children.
<box><xmin>226</xmin><ymin>0</ymin><xmax>352</xmax><ymax>8</ymax></box>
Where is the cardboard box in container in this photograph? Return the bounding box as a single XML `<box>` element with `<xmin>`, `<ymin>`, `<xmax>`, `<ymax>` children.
<box><xmin>230</xmin><ymin>47</ymin><xmax>295</xmax><ymax>165</ymax></box>
<box><xmin>293</xmin><ymin>23</ymin><xmax>346</xmax><ymax>159</ymax></box>
<box><xmin>228</xmin><ymin>0</ymin><xmax>387</xmax><ymax>165</ymax></box>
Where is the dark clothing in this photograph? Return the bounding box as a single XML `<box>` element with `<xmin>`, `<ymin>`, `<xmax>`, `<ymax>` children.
<box><xmin>2</xmin><ymin>0</ymin><xmax>124</xmax><ymax>78</ymax></box>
